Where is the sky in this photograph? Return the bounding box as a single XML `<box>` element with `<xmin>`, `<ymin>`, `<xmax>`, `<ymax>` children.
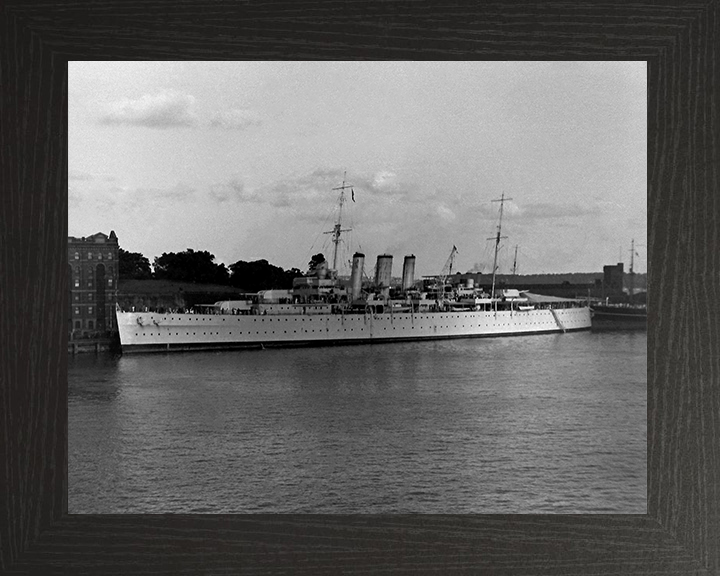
<box><xmin>69</xmin><ymin>61</ymin><xmax>646</xmax><ymax>278</ymax></box>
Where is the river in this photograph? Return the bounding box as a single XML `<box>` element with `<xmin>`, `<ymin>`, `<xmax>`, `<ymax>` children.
<box><xmin>69</xmin><ymin>330</ymin><xmax>646</xmax><ymax>513</ymax></box>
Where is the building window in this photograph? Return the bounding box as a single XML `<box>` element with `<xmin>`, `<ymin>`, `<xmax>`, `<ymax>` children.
<box><xmin>108</xmin><ymin>253</ymin><xmax>113</xmax><ymax>260</ymax></box>
<box><xmin>75</xmin><ymin>265</ymin><xmax>80</xmax><ymax>274</ymax></box>
<box><xmin>74</xmin><ymin>279</ymin><xmax>80</xmax><ymax>287</ymax></box>
<box><xmin>75</xmin><ymin>307</ymin><xmax>80</xmax><ymax>315</ymax></box>
<box><xmin>74</xmin><ymin>252</ymin><xmax>79</xmax><ymax>260</ymax></box>
<box><xmin>88</xmin><ymin>281</ymin><xmax>93</xmax><ymax>288</ymax></box>
<box><xmin>74</xmin><ymin>320</ymin><xmax>81</xmax><ymax>329</ymax></box>
<box><xmin>88</xmin><ymin>293</ymin><xmax>93</xmax><ymax>301</ymax></box>
<box><xmin>98</xmin><ymin>253</ymin><xmax>103</xmax><ymax>260</ymax></box>
<box><xmin>87</xmin><ymin>320</ymin><xmax>94</xmax><ymax>330</ymax></box>
<box><xmin>74</xmin><ymin>295</ymin><xmax>79</xmax><ymax>301</ymax></box>
<box><xmin>88</xmin><ymin>252</ymin><xmax>93</xmax><ymax>259</ymax></box>
<box><xmin>108</xmin><ymin>278</ymin><xmax>113</xmax><ymax>287</ymax></box>
<box><xmin>88</xmin><ymin>306</ymin><xmax>93</xmax><ymax>315</ymax></box>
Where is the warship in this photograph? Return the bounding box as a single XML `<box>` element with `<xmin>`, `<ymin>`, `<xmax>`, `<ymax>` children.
<box><xmin>116</xmin><ymin>181</ymin><xmax>592</xmax><ymax>353</ymax></box>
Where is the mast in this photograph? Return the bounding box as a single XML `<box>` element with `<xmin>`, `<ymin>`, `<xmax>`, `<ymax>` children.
<box><xmin>325</xmin><ymin>172</ymin><xmax>353</xmax><ymax>271</ymax></box>
<box><xmin>488</xmin><ymin>193</ymin><xmax>511</xmax><ymax>298</ymax></box>
<box><xmin>628</xmin><ymin>238</ymin><xmax>643</xmax><ymax>303</ymax></box>
<box><xmin>628</xmin><ymin>238</ymin><xmax>647</xmax><ymax>304</ymax></box>
<box><xmin>628</xmin><ymin>238</ymin><xmax>634</xmax><ymax>301</ymax></box>
<box><xmin>511</xmin><ymin>244</ymin><xmax>519</xmax><ymax>276</ymax></box>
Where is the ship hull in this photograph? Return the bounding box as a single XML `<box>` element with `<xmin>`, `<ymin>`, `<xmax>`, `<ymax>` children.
<box><xmin>590</xmin><ymin>305</ymin><xmax>647</xmax><ymax>330</ymax></box>
<box><xmin>116</xmin><ymin>307</ymin><xmax>592</xmax><ymax>354</ymax></box>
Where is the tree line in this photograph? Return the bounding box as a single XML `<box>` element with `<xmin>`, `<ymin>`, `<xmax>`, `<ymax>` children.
<box><xmin>119</xmin><ymin>248</ymin><xmax>323</xmax><ymax>292</ymax></box>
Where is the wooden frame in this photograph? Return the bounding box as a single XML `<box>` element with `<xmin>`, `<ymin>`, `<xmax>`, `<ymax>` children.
<box><xmin>1</xmin><ymin>2</ymin><xmax>717</xmax><ymax>574</ymax></box>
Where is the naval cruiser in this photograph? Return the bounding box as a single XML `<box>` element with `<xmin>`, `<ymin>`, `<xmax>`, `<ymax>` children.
<box><xmin>115</xmin><ymin>182</ymin><xmax>591</xmax><ymax>353</ymax></box>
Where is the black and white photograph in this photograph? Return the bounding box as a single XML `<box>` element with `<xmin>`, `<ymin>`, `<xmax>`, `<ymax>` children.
<box><xmin>68</xmin><ymin>61</ymin><xmax>647</xmax><ymax>514</ymax></box>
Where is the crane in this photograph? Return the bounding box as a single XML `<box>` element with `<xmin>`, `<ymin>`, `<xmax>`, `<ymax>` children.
<box><xmin>438</xmin><ymin>245</ymin><xmax>459</xmax><ymax>294</ymax></box>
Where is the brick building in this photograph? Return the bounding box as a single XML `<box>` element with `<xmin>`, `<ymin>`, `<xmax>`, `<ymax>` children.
<box><xmin>68</xmin><ymin>231</ymin><xmax>119</xmax><ymax>337</ymax></box>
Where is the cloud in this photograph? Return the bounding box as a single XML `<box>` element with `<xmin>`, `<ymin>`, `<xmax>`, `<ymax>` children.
<box><xmin>260</xmin><ymin>168</ymin><xmax>415</xmax><ymax>210</ymax></box>
<box><xmin>69</xmin><ymin>170</ymin><xmax>93</xmax><ymax>181</ymax></box>
<box><xmin>69</xmin><ymin>170</ymin><xmax>116</xmax><ymax>183</ymax></box>
<box><xmin>352</xmin><ymin>170</ymin><xmax>412</xmax><ymax>199</ymax></box>
<box><xmin>522</xmin><ymin>202</ymin><xmax>598</xmax><ymax>220</ymax></box>
<box><xmin>210</xmin><ymin>108</ymin><xmax>262</xmax><ymax>130</ymax></box>
<box><xmin>371</xmin><ymin>171</ymin><xmax>399</xmax><ymax>192</ymax></box>
<box><xmin>266</xmin><ymin>168</ymin><xmax>345</xmax><ymax>207</ymax></box>
<box><xmin>100</xmin><ymin>91</ymin><xmax>198</xmax><ymax>128</ymax></box>
<box><xmin>206</xmin><ymin>168</ymin><xmax>424</xmax><ymax>237</ymax></box>
<box><xmin>209</xmin><ymin>168</ymin><xmax>345</xmax><ymax>208</ymax></box>
<box><xmin>137</xmin><ymin>183</ymin><xmax>195</xmax><ymax>201</ymax></box>
<box><xmin>209</xmin><ymin>178</ymin><xmax>250</xmax><ymax>203</ymax></box>
<box><xmin>72</xmin><ymin>182</ymin><xmax>195</xmax><ymax>214</ymax></box>
<box><xmin>436</xmin><ymin>204</ymin><xmax>456</xmax><ymax>222</ymax></box>
<box><xmin>68</xmin><ymin>186</ymin><xmax>81</xmax><ymax>208</ymax></box>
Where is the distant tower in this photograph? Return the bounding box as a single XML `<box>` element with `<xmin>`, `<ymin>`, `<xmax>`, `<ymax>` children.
<box><xmin>603</xmin><ymin>262</ymin><xmax>624</xmax><ymax>296</ymax></box>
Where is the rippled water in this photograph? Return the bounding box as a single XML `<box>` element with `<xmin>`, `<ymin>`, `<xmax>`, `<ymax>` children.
<box><xmin>69</xmin><ymin>330</ymin><xmax>646</xmax><ymax>513</ymax></box>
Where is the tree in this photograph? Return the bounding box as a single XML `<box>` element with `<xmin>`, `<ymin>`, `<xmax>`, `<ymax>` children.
<box><xmin>228</xmin><ymin>259</ymin><xmax>304</xmax><ymax>292</ymax></box>
<box><xmin>118</xmin><ymin>248</ymin><xmax>152</xmax><ymax>280</ymax></box>
<box><xmin>153</xmin><ymin>249</ymin><xmax>229</xmax><ymax>285</ymax></box>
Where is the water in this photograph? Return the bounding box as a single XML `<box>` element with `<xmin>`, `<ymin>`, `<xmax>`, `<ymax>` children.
<box><xmin>69</xmin><ymin>330</ymin><xmax>646</xmax><ymax>514</ymax></box>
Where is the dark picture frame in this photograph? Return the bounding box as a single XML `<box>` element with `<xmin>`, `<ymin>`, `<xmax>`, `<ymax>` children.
<box><xmin>2</xmin><ymin>2</ymin><xmax>717</xmax><ymax>574</ymax></box>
